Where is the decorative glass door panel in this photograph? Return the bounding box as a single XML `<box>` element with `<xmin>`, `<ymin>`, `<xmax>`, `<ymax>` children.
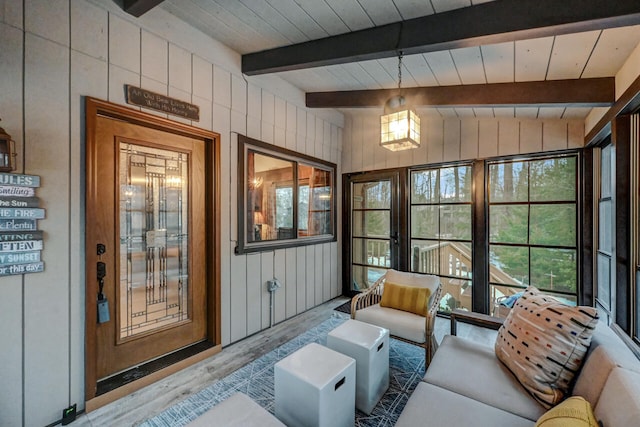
<box><xmin>119</xmin><ymin>142</ymin><xmax>191</xmax><ymax>340</ymax></box>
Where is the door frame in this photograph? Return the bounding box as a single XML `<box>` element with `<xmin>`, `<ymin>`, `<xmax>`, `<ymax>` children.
<box><xmin>84</xmin><ymin>97</ymin><xmax>221</xmax><ymax>409</ymax></box>
<box><xmin>342</xmin><ymin>169</ymin><xmax>407</xmax><ymax>296</ymax></box>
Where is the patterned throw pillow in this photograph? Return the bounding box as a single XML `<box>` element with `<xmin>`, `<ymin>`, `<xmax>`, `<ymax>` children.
<box><xmin>495</xmin><ymin>286</ymin><xmax>599</xmax><ymax>408</ymax></box>
<box><xmin>380</xmin><ymin>282</ymin><xmax>431</xmax><ymax>317</ymax></box>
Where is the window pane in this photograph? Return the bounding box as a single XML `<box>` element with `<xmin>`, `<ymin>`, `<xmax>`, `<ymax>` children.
<box><xmin>306</xmin><ymin>166</ymin><xmax>333</xmax><ymax>236</ymax></box>
<box><xmin>440</xmin><ymin>166</ymin><xmax>472</xmax><ymax>202</ymax></box>
<box><xmin>597</xmin><ymin>253</ymin><xmax>611</xmax><ymax>310</ymax></box>
<box><xmin>352</xmin><ymin>238</ymin><xmax>390</xmax><ymax>267</ymax></box>
<box><xmin>489</xmin><ymin>205</ymin><xmax>528</xmax><ymax>244</ymax></box>
<box><xmin>298</xmin><ymin>185</ymin><xmax>309</xmax><ymax>230</ymax></box>
<box><xmin>411</xmin><ymin>206</ymin><xmax>439</xmax><ymax>239</ymax></box>
<box><xmin>530</xmin><ymin>247</ymin><xmax>576</xmax><ymax>295</ymax></box>
<box><xmin>490</xmin><ymin>285</ymin><xmax>526</xmax><ymax>317</ymax></box>
<box><xmin>275</xmin><ymin>187</ymin><xmax>293</xmax><ymax>228</ymax></box>
<box><xmin>601</xmin><ymin>145</ymin><xmax>612</xmax><ymax>198</ymax></box>
<box><xmin>353</xmin><ymin>181</ymin><xmax>390</xmax><ymax>209</ymax></box>
<box><xmin>530</xmin><ymin>157</ymin><xmax>576</xmax><ymax>201</ymax></box>
<box><xmin>410</xmin><ymin>240</ymin><xmax>440</xmax><ymax>275</ymax></box>
<box><xmin>411</xmin><ymin>169</ymin><xmax>438</xmax><ymax>203</ymax></box>
<box><xmin>490</xmin><ymin>245</ymin><xmax>529</xmax><ymax>286</ymax></box>
<box><xmin>352</xmin><ymin>265</ymin><xmax>386</xmax><ymax>290</ymax></box>
<box><xmin>440</xmin><ymin>205</ymin><xmax>472</xmax><ymax>240</ymax></box>
<box><xmin>599</xmin><ymin>200</ymin><xmax>612</xmax><ymax>253</ymax></box>
<box><xmin>439</xmin><ymin>279</ymin><xmax>472</xmax><ymax>313</ymax></box>
<box><xmin>530</xmin><ymin>204</ymin><xmax>576</xmax><ymax>247</ymax></box>
<box><xmin>352</xmin><ymin>211</ymin><xmax>390</xmax><ymax>237</ymax></box>
<box><xmin>489</xmin><ymin>162</ymin><xmax>528</xmax><ymax>203</ymax></box>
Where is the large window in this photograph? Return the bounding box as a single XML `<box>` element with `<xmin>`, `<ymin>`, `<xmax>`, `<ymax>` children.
<box><xmin>237</xmin><ymin>135</ymin><xmax>336</xmax><ymax>253</ymax></box>
<box><xmin>410</xmin><ymin>164</ymin><xmax>473</xmax><ymax>312</ymax></box>
<box><xmin>488</xmin><ymin>155</ymin><xmax>579</xmax><ymax>313</ymax></box>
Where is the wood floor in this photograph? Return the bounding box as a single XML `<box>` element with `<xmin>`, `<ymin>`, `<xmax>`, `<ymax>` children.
<box><xmin>76</xmin><ymin>296</ymin><xmax>497</xmax><ymax>426</ymax></box>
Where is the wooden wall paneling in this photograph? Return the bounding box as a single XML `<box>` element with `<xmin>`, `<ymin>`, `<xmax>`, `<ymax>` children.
<box><xmin>342</xmin><ymin>116</ymin><xmax>353</xmax><ymax>172</ymax></box>
<box><xmin>412</xmin><ymin>114</ymin><xmax>429</xmax><ymax>166</ymax></box>
<box><xmin>427</xmin><ymin>117</ymin><xmax>445</xmax><ymax>163</ymax></box>
<box><xmin>168</xmin><ymin>86</ymin><xmax>192</xmax><ymax>125</ymax></box>
<box><xmin>0</xmin><ymin>0</ymin><xmax>23</xmax><ymax>28</ymax></box>
<box><xmin>323</xmin><ymin>243</ymin><xmax>331</xmax><ymax>301</ymax></box>
<box><xmin>71</xmin><ymin>0</ymin><xmax>107</xmax><ymax>61</ymax></box>
<box><xmin>246</xmin><ymin>254</ymin><xmax>262</xmax><ymax>335</ymax></box>
<box><xmin>443</xmin><ymin>119</ymin><xmax>461</xmax><ymax>161</ymax></box>
<box><xmin>274</xmin><ymin>249</ymin><xmax>287</xmax><ymax>323</ymax></box>
<box><xmin>260</xmin><ymin>251</ymin><xmax>274</xmax><ymax>330</ymax></box>
<box><xmin>139</xmin><ymin>75</ymin><xmax>169</xmax><ymax>118</ymax></box>
<box><xmin>108</xmin><ymin>14</ymin><xmax>140</xmax><ymax>73</ymax></box>
<box><xmin>109</xmin><ymin>64</ymin><xmax>140</xmax><ymax>107</ymax></box>
<box><xmin>498</xmin><ymin>120</ymin><xmax>520</xmax><ymax>156</ymax></box>
<box><xmin>261</xmin><ymin>90</ymin><xmax>275</xmax><ymax>144</ymax></box>
<box><xmin>25</xmin><ymin>0</ymin><xmax>68</xmax><ymax>46</ymax></box>
<box><xmin>213</xmin><ymin>65</ymin><xmax>231</xmax><ymax>108</ymax></box>
<box><xmin>296</xmin><ymin>246</ymin><xmax>307</xmax><ymax>312</ymax></box>
<box><xmin>231</xmin><ymin>74</ymin><xmax>247</xmax><ymax>115</ymax></box>
<box><xmin>315</xmin><ymin>116</ymin><xmax>324</xmax><ymax>159</ymax></box>
<box><xmin>305</xmin><ymin>246</ymin><xmax>315</xmax><ymax>309</ymax></box>
<box><xmin>70</xmin><ymin>48</ymin><xmax>108</xmax><ymax>412</ymax></box>
<box><xmin>285</xmin><ymin>102</ymin><xmax>297</xmax><ymax>150</ymax></box>
<box><xmin>568</xmin><ymin>120</ymin><xmax>584</xmax><ymax>149</ymax></box>
<box><xmin>297</xmin><ymin>108</ymin><xmax>307</xmax><ymax>154</ymax></box>
<box><xmin>315</xmin><ymin>245</ymin><xmax>323</xmax><ymax>304</ymax></box>
<box><xmin>141</xmin><ymin>30</ymin><xmax>168</xmax><ymax>85</ymax></box>
<box><xmin>193</xmin><ymin>55</ymin><xmax>213</xmax><ymax>101</ymax></box>
<box><xmin>230</xmin><ymin>254</ymin><xmax>248</xmax><ymax>342</ymax></box>
<box><xmin>323</xmin><ymin>121</ymin><xmax>332</xmax><ymax>161</ymax></box>
<box><xmin>543</xmin><ymin>121</ymin><xmax>569</xmax><ymax>151</ymax></box>
<box><xmin>352</xmin><ymin>115</ymin><xmax>365</xmax><ymax>172</ymax></box>
<box><xmin>478</xmin><ymin>119</ymin><xmax>499</xmax><ymax>158</ymax></box>
<box><xmin>246</xmin><ymin>83</ymin><xmax>261</xmax><ymax>139</ymax></box>
<box><xmin>306</xmin><ymin>111</ymin><xmax>316</xmax><ymax>156</ymax></box>
<box><xmin>24</xmin><ymin>33</ymin><xmax>70</xmax><ymax>426</ymax></box>
<box><xmin>362</xmin><ymin>115</ymin><xmax>376</xmax><ymax>170</ymax></box>
<box><xmin>285</xmin><ymin>247</ymin><xmax>297</xmax><ymax>318</ymax></box>
<box><xmin>274</xmin><ymin>96</ymin><xmax>286</xmax><ymax>147</ymax></box>
<box><xmin>460</xmin><ymin>119</ymin><xmax>479</xmax><ymax>160</ymax></box>
<box><xmin>0</xmin><ymin>21</ymin><xmax>24</xmax><ymax>427</ymax></box>
<box><xmin>331</xmin><ymin>125</ymin><xmax>339</xmax><ymax>164</ymax></box>
<box><xmin>520</xmin><ymin>119</ymin><xmax>543</xmax><ymax>154</ymax></box>
<box><xmin>168</xmin><ymin>43</ymin><xmax>192</xmax><ymax>93</ymax></box>
<box><xmin>331</xmin><ymin>242</ymin><xmax>339</xmax><ymax>298</ymax></box>
<box><xmin>372</xmin><ymin>118</ymin><xmax>387</xmax><ymax>171</ymax></box>
<box><xmin>194</xmin><ymin>95</ymin><xmax>213</xmax><ymax>131</ymax></box>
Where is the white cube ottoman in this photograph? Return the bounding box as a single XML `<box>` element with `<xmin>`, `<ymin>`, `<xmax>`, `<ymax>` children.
<box><xmin>327</xmin><ymin>319</ymin><xmax>390</xmax><ymax>414</ymax></box>
<box><xmin>274</xmin><ymin>342</ymin><xmax>356</xmax><ymax>427</ymax></box>
<box><xmin>186</xmin><ymin>392</ymin><xmax>285</xmax><ymax>427</ymax></box>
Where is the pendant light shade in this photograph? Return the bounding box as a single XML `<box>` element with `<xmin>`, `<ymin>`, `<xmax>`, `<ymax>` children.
<box><xmin>380</xmin><ymin>53</ymin><xmax>421</xmax><ymax>151</ymax></box>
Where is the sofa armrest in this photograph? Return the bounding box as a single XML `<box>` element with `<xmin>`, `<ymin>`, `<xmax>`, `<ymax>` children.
<box><xmin>450</xmin><ymin>309</ymin><xmax>504</xmax><ymax>335</ymax></box>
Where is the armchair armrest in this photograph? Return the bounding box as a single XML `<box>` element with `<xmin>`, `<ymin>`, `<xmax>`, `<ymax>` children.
<box><xmin>450</xmin><ymin>309</ymin><xmax>504</xmax><ymax>336</ymax></box>
<box><xmin>350</xmin><ymin>275</ymin><xmax>384</xmax><ymax>318</ymax></box>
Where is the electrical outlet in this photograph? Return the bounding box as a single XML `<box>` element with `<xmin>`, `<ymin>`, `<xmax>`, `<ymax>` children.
<box><xmin>267</xmin><ymin>279</ymin><xmax>281</xmax><ymax>292</ymax></box>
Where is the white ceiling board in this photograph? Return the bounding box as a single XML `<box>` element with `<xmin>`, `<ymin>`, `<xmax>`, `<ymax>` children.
<box><xmin>342</xmin><ymin>62</ymin><xmax>384</xmax><ymax>89</ymax></box>
<box><xmin>538</xmin><ymin>107</ymin><xmax>566</xmax><ymax>119</ymax></box>
<box><xmin>324</xmin><ymin>0</ymin><xmax>372</xmax><ymax>31</ymax></box>
<box><xmin>293</xmin><ymin>0</ymin><xmax>350</xmax><ymax>36</ymax></box>
<box><xmin>437</xmin><ymin>107</ymin><xmax>459</xmax><ymax>117</ymax></box>
<box><xmin>358</xmin><ymin>0</ymin><xmax>402</xmax><ymax>25</ymax></box>
<box><xmin>402</xmin><ymin>54</ymin><xmax>439</xmax><ymax>87</ymax></box>
<box><xmin>515</xmin><ymin>107</ymin><xmax>540</xmax><ymax>118</ymax></box>
<box><xmin>378</xmin><ymin>56</ymin><xmax>419</xmax><ymax>88</ymax></box>
<box><xmin>474</xmin><ymin>108</ymin><xmax>495</xmax><ymax>117</ymax></box>
<box><xmin>392</xmin><ymin>0</ymin><xmax>435</xmax><ymax>19</ymax></box>
<box><xmin>482</xmin><ymin>42</ymin><xmax>514</xmax><ymax>83</ymax></box>
<box><xmin>324</xmin><ymin>64</ymin><xmax>367</xmax><ymax>90</ymax></box>
<box><xmin>265</xmin><ymin>0</ymin><xmax>330</xmax><ymax>40</ymax></box>
<box><xmin>455</xmin><ymin>108</ymin><xmax>476</xmax><ymax>117</ymax></box>
<box><xmin>239</xmin><ymin>0</ymin><xmax>309</xmax><ymax>44</ymax></box>
<box><xmin>423</xmin><ymin>51</ymin><xmax>461</xmax><ymax>86</ymax></box>
<box><xmin>430</xmin><ymin>0</ymin><xmax>472</xmax><ymax>13</ymax></box>
<box><xmin>359</xmin><ymin>59</ymin><xmax>396</xmax><ymax>88</ymax></box>
<box><xmin>547</xmin><ymin>31</ymin><xmax>601</xmax><ymax>80</ymax></box>
<box><xmin>562</xmin><ymin>107</ymin><xmax>592</xmax><ymax>119</ymax></box>
<box><xmin>582</xmin><ymin>25</ymin><xmax>640</xmax><ymax>78</ymax></box>
<box><xmin>514</xmin><ymin>37</ymin><xmax>553</xmax><ymax>82</ymax></box>
<box><xmin>493</xmin><ymin>107</ymin><xmax>515</xmax><ymax>118</ymax></box>
<box><xmin>451</xmin><ymin>46</ymin><xmax>486</xmax><ymax>85</ymax></box>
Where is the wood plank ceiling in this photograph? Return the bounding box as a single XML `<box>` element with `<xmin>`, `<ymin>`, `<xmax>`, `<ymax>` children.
<box><xmin>160</xmin><ymin>0</ymin><xmax>640</xmax><ymax>119</ymax></box>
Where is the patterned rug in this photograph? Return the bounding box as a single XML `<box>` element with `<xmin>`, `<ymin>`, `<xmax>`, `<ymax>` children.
<box><xmin>142</xmin><ymin>314</ymin><xmax>425</xmax><ymax>427</ymax></box>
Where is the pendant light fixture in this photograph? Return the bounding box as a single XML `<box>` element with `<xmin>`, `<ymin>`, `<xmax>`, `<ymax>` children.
<box><xmin>380</xmin><ymin>52</ymin><xmax>420</xmax><ymax>151</ymax></box>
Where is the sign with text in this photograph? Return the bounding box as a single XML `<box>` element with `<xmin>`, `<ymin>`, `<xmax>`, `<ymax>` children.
<box><xmin>125</xmin><ymin>85</ymin><xmax>200</xmax><ymax>121</ymax></box>
<box><xmin>0</xmin><ymin>173</ymin><xmax>45</xmax><ymax>276</ymax></box>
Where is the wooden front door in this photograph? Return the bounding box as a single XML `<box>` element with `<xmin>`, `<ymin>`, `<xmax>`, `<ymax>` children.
<box><xmin>85</xmin><ymin>98</ymin><xmax>220</xmax><ymax>401</ymax></box>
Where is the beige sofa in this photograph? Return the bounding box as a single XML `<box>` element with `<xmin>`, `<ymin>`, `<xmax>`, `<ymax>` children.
<box><xmin>396</xmin><ymin>311</ymin><xmax>640</xmax><ymax>426</ymax></box>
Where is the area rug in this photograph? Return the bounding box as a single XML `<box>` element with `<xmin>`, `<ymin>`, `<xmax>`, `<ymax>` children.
<box><xmin>141</xmin><ymin>314</ymin><xmax>425</xmax><ymax>427</ymax></box>
<box><xmin>334</xmin><ymin>299</ymin><xmax>352</xmax><ymax>314</ymax></box>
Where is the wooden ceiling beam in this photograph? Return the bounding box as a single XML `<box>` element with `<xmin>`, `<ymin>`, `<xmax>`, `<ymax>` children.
<box><xmin>305</xmin><ymin>78</ymin><xmax>615</xmax><ymax>109</ymax></box>
<box><xmin>122</xmin><ymin>0</ymin><xmax>165</xmax><ymax>18</ymax></box>
<box><xmin>242</xmin><ymin>0</ymin><xmax>640</xmax><ymax>75</ymax></box>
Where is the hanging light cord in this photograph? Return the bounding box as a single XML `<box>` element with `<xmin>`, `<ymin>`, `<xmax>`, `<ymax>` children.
<box><xmin>397</xmin><ymin>51</ymin><xmax>403</xmax><ymax>92</ymax></box>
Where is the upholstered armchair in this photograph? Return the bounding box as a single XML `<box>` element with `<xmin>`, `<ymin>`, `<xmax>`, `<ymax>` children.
<box><xmin>350</xmin><ymin>269</ymin><xmax>442</xmax><ymax>367</ymax></box>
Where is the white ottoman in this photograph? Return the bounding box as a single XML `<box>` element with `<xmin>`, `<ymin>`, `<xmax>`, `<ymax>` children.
<box><xmin>327</xmin><ymin>319</ymin><xmax>390</xmax><ymax>414</ymax></box>
<box><xmin>274</xmin><ymin>342</ymin><xmax>356</xmax><ymax>427</ymax></box>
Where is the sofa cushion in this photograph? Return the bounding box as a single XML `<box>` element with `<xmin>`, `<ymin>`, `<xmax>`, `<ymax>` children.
<box><xmin>380</xmin><ymin>282</ymin><xmax>431</xmax><ymax>316</ymax></box>
<box><xmin>395</xmin><ymin>381</ymin><xmax>533</xmax><ymax>427</ymax></box>
<box><xmin>354</xmin><ymin>303</ymin><xmax>425</xmax><ymax>343</ymax></box>
<box><xmin>424</xmin><ymin>334</ymin><xmax>546</xmax><ymax>421</ymax></box>
<box><xmin>573</xmin><ymin>322</ymin><xmax>640</xmax><ymax>407</ymax></box>
<box><xmin>534</xmin><ymin>396</ymin><xmax>598</xmax><ymax>427</ymax></box>
<box><xmin>594</xmin><ymin>367</ymin><xmax>640</xmax><ymax>427</ymax></box>
<box><xmin>495</xmin><ymin>286</ymin><xmax>599</xmax><ymax>408</ymax></box>
<box><xmin>384</xmin><ymin>269</ymin><xmax>440</xmax><ymax>307</ymax></box>
<box><xmin>186</xmin><ymin>392</ymin><xmax>285</xmax><ymax>427</ymax></box>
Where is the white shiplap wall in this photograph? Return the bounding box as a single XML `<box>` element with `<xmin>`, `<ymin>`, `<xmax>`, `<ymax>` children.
<box><xmin>0</xmin><ymin>1</ymin><xmax>342</xmax><ymax>426</ymax></box>
<box><xmin>342</xmin><ymin>113</ymin><xmax>585</xmax><ymax>173</ymax></box>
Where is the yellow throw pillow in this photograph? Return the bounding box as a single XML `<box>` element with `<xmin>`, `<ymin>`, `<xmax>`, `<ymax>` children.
<box><xmin>379</xmin><ymin>282</ymin><xmax>431</xmax><ymax>316</ymax></box>
<box><xmin>495</xmin><ymin>287</ymin><xmax>599</xmax><ymax>408</ymax></box>
<box><xmin>535</xmin><ymin>396</ymin><xmax>598</xmax><ymax>427</ymax></box>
